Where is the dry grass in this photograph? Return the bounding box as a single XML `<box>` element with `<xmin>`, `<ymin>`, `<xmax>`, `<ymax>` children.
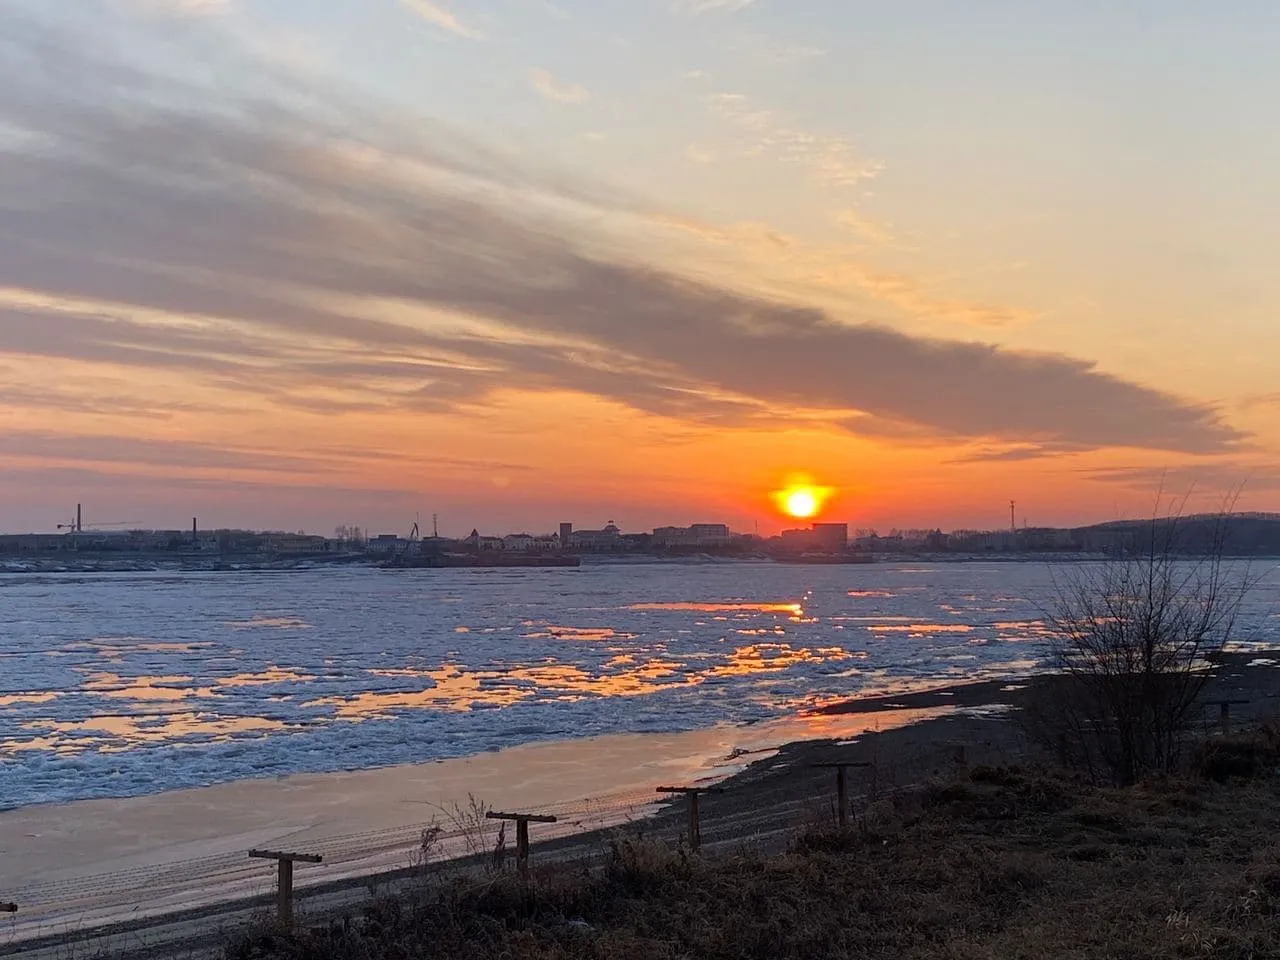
<box><xmin>224</xmin><ymin>756</ymin><xmax>1280</xmax><ymax>960</ymax></box>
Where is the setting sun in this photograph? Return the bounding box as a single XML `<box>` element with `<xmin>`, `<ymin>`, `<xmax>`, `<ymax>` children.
<box><xmin>784</xmin><ymin>489</ymin><xmax>819</xmax><ymax>518</ymax></box>
<box><xmin>772</xmin><ymin>477</ymin><xmax>836</xmax><ymax>520</ymax></box>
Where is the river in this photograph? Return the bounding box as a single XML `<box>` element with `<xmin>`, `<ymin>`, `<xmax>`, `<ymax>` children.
<box><xmin>2</xmin><ymin>559</ymin><xmax>1278</xmax><ymax>808</ymax></box>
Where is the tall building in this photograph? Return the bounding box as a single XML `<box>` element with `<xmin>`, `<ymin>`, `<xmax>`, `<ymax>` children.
<box><xmin>559</xmin><ymin>522</ymin><xmax>573</xmax><ymax>550</ymax></box>
<box><xmin>812</xmin><ymin>523</ymin><xmax>849</xmax><ymax>552</ymax></box>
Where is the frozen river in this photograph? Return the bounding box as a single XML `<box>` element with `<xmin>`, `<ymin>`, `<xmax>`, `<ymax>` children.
<box><xmin>2</xmin><ymin>560</ymin><xmax>1278</xmax><ymax>809</ymax></box>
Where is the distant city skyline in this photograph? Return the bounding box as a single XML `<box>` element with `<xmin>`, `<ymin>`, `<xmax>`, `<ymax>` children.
<box><xmin>1</xmin><ymin>2</ymin><xmax>1278</xmax><ymax>533</ymax></box>
<box><xmin>3</xmin><ymin>498</ymin><xmax>1252</xmax><ymax>541</ymax></box>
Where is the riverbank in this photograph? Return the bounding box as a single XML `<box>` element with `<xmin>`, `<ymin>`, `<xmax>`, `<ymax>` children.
<box><xmin>4</xmin><ymin>654</ymin><xmax>1278</xmax><ymax>957</ymax></box>
<box><xmin>0</xmin><ymin>703</ymin><xmax>952</xmax><ymax>944</ymax></box>
<box><xmin>235</xmin><ymin>764</ymin><xmax>1280</xmax><ymax>960</ymax></box>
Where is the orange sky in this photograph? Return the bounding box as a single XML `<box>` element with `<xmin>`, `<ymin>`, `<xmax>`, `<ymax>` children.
<box><xmin>0</xmin><ymin>2</ymin><xmax>1277</xmax><ymax>536</ymax></box>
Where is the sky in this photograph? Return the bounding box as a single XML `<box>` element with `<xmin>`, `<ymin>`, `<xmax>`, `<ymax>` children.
<box><xmin>0</xmin><ymin>0</ymin><xmax>1277</xmax><ymax>536</ymax></box>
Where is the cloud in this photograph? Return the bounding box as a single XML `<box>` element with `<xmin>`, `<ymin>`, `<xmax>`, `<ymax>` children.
<box><xmin>0</xmin><ymin>431</ymin><xmax>536</xmax><ymax>478</ymax></box>
<box><xmin>949</xmin><ymin>443</ymin><xmax>1091</xmax><ymax>464</ymax></box>
<box><xmin>400</xmin><ymin>0</ymin><xmax>482</xmax><ymax>39</ymax></box>
<box><xmin>1240</xmin><ymin>392</ymin><xmax>1280</xmax><ymax>411</ymax></box>
<box><xmin>120</xmin><ymin>0</ymin><xmax>230</xmax><ymax>16</ymax></box>
<box><xmin>709</xmin><ymin>92</ymin><xmax>883</xmax><ymax>187</ymax></box>
<box><xmin>725</xmin><ymin>33</ymin><xmax>826</xmax><ymax>65</ymax></box>
<box><xmin>0</xmin><ymin>10</ymin><xmax>1248</xmax><ymax>459</ymax></box>
<box><xmin>530</xmin><ymin>68</ymin><xmax>590</xmax><ymax>104</ymax></box>
<box><xmin>672</xmin><ymin>0</ymin><xmax>755</xmax><ymax>14</ymax></box>
<box><xmin>684</xmin><ymin>144</ymin><xmax>715</xmax><ymax>164</ymax></box>
<box><xmin>1081</xmin><ymin>463</ymin><xmax>1280</xmax><ymax>494</ymax></box>
<box><xmin>832</xmin><ymin>209</ymin><xmax>898</xmax><ymax>247</ymax></box>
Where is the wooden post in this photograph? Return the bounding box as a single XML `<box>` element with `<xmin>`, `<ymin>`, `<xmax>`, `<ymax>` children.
<box><xmin>1206</xmin><ymin>699</ymin><xmax>1249</xmax><ymax>735</ymax></box>
<box><xmin>486</xmin><ymin>811</ymin><xmax>558</xmax><ymax>880</ymax></box>
<box><xmin>657</xmin><ymin>786</ymin><xmax>725</xmax><ymax>853</ymax></box>
<box><xmin>689</xmin><ymin>792</ymin><xmax>700</xmax><ymax>851</ymax></box>
<box><xmin>812</xmin><ymin>762</ymin><xmax>872</xmax><ymax>828</ymax></box>
<box><xmin>248</xmin><ymin>849</ymin><xmax>323</xmax><ymax>928</ymax></box>
<box><xmin>278</xmin><ymin>860</ymin><xmax>293</xmax><ymax>927</ymax></box>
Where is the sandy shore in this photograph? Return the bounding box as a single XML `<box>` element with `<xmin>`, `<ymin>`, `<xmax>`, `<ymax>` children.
<box><xmin>0</xmin><ymin>703</ymin><xmax>950</xmax><ymax>947</ymax></box>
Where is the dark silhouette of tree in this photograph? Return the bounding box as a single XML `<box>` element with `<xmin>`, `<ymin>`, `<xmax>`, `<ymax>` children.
<box><xmin>1029</xmin><ymin>501</ymin><xmax>1258</xmax><ymax>785</ymax></box>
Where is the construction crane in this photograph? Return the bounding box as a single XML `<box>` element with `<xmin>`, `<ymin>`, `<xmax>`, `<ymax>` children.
<box><xmin>58</xmin><ymin>520</ymin><xmax>139</xmax><ymax>532</ymax></box>
<box><xmin>57</xmin><ymin>504</ymin><xmax>139</xmax><ymax>533</ymax></box>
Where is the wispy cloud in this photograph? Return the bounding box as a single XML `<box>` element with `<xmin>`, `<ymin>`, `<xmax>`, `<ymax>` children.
<box><xmin>832</xmin><ymin>209</ymin><xmax>898</xmax><ymax>247</ymax></box>
<box><xmin>1082</xmin><ymin>463</ymin><xmax>1280</xmax><ymax>494</ymax></box>
<box><xmin>672</xmin><ymin>0</ymin><xmax>755</xmax><ymax>14</ymax></box>
<box><xmin>684</xmin><ymin>144</ymin><xmax>715</xmax><ymax>164</ymax></box>
<box><xmin>530</xmin><ymin>68</ymin><xmax>590</xmax><ymax>104</ymax></box>
<box><xmin>709</xmin><ymin>92</ymin><xmax>883</xmax><ymax>187</ymax></box>
<box><xmin>725</xmin><ymin>32</ymin><xmax>826</xmax><ymax>65</ymax></box>
<box><xmin>949</xmin><ymin>443</ymin><xmax>1091</xmax><ymax>464</ymax></box>
<box><xmin>0</xmin><ymin>11</ymin><xmax>1248</xmax><ymax>460</ymax></box>
<box><xmin>400</xmin><ymin>0</ymin><xmax>482</xmax><ymax>40</ymax></box>
<box><xmin>1240</xmin><ymin>392</ymin><xmax>1280</xmax><ymax>411</ymax></box>
<box><xmin>121</xmin><ymin>0</ymin><xmax>230</xmax><ymax>16</ymax></box>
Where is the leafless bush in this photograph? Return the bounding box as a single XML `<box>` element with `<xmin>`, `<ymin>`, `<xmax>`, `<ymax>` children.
<box><xmin>410</xmin><ymin>793</ymin><xmax>509</xmax><ymax>876</ymax></box>
<box><xmin>1027</xmin><ymin>504</ymin><xmax>1258</xmax><ymax>785</ymax></box>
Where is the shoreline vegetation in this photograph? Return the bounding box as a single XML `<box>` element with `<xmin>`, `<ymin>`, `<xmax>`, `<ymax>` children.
<box><xmin>233</xmin><ymin>765</ymin><xmax>1280</xmax><ymax>960</ymax></box>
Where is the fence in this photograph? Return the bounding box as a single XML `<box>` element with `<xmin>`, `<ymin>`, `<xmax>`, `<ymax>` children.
<box><xmin>0</xmin><ymin>784</ymin><xmax>671</xmax><ymax>948</ymax></box>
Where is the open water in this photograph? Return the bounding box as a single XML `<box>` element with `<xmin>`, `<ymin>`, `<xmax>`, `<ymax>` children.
<box><xmin>2</xmin><ymin>560</ymin><xmax>1278</xmax><ymax>808</ymax></box>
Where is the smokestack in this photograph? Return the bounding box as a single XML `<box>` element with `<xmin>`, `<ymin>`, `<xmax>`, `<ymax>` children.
<box><xmin>193</xmin><ymin>518</ymin><xmax>198</xmax><ymax>543</ymax></box>
<box><xmin>76</xmin><ymin>503</ymin><xmax>82</xmax><ymax>533</ymax></box>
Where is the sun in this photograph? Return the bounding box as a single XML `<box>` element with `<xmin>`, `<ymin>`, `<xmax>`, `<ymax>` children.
<box><xmin>771</xmin><ymin>477</ymin><xmax>835</xmax><ymax>520</ymax></box>
<box><xmin>784</xmin><ymin>488</ymin><xmax>820</xmax><ymax>519</ymax></box>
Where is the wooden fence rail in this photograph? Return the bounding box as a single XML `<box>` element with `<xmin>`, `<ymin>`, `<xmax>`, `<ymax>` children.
<box><xmin>486</xmin><ymin>811</ymin><xmax>558</xmax><ymax>879</ymax></box>
<box><xmin>811</xmin><ymin>762</ymin><xmax>872</xmax><ymax>828</ymax></box>
<box><xmin>248</xmin><ymin>848</ymin><xmax>323</xmax><ymax>928</ymax></box>
<box><xmin>656</xmin><ymin>786</ymin><xmax>725</xmax><ymax>852</ymax></box>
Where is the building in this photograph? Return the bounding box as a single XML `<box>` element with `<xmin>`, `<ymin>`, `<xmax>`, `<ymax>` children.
<box><xmin>811</xmin><ymin>523</ymin><xmax>849</xmax><ymax>552</ymax></box>
<box><xmin>568</xmin><ymin>521</ymin><xmax>623</xmax><ymax>552</ymax></box>
<box><xmin>365</xmin><ymin>534</ymin><xmax>409</xmax><ymax>555</ymax></box>
<box><xmin>777</xmin><ymin>522</ymin><xmax>849</xmax><ymax>554</ymax></box>
<box><xmin>463</xmin><ymin>529</ymin><xmax>505</xmax><ymax>551</ymax></box>
<box><xmin>652</xmin><ymin>523</ymin><xmax>733</xmax><ymax>548</ymax></box>
<box><xmin>262</xmin><ymin>533</ymin><xmax>331</xmax><ymax>555</ymax></box>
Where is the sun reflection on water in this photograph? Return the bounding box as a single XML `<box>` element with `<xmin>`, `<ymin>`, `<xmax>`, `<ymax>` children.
<box><xmin>10</xmin><ymin>712</ymin><xmax>287</xmax><ymax>755</ymax></box>
<box><xmin>629</xmin><ymin>602</ymin><xmax>804</xmax><ymax>615</ymax></box>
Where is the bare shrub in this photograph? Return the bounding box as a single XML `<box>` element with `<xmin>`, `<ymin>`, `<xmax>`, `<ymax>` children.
<box><xmin>1027</xmin><ymin>504</ymin><xmax>1258</xmax><ymax>785</ymax></box>
<box><xmin>412</xmin><ymin>793</ymin><xmax>509</xmax><ymax>876</ymax></box>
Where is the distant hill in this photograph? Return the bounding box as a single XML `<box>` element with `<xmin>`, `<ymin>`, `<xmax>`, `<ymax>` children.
<box><xmin>1074</xmin><ymin>514</ymin><xmax>1280</xmax><ymax>556</ymax></box>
